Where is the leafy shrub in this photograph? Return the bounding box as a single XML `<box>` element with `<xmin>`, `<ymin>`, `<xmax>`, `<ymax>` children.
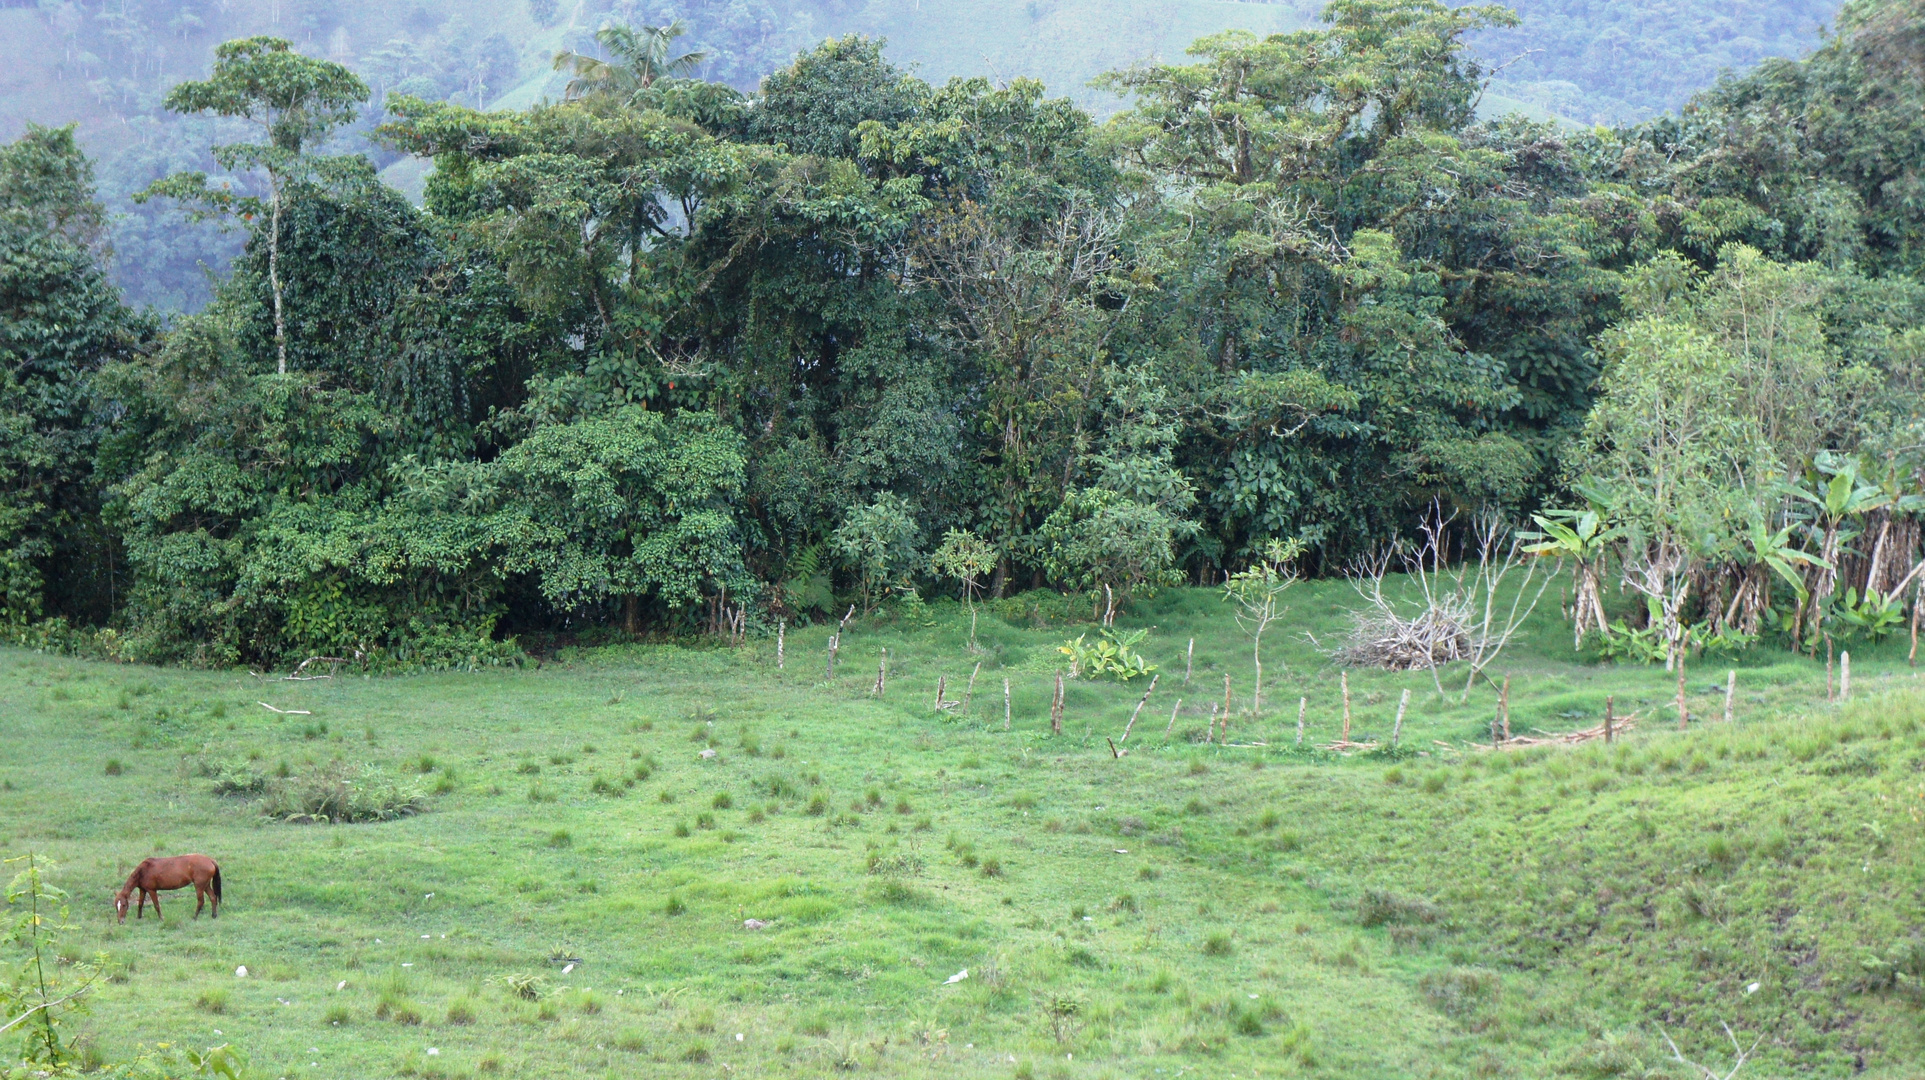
<box><xmin>1057</xmin><ymin>627</ymin><xmax>1157</xmax><ymax>681</ymax></box>
<box><xmin>491</xmin><ymin>972</ymin><xmax>549</xmax><ymax>1000</ymax></box>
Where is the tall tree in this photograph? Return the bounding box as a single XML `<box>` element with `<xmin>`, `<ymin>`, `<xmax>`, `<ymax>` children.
<box><xmin>0</xmin><ymin>124</ymin><xmax>141</xmax><ymax>626</ymax></box>
<box><xmin>554</xmin><ymin>21</ymin><xmax>708</xmax><ymax>103</ymax></box>
<box><xmin>137</xmin><ymin>38</ymin><xmax>367</xmax><ymax>375</ymax></box>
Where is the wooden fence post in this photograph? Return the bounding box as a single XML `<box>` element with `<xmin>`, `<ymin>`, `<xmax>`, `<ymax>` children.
<box><xmin>1604</xmin><ymin>694</ymin><xmax>1614</xmax><ymax>743</ymax></box>
<box><xmin>777</xmin><ymin>620</ymin><xmax>784</xmax><ymax>669</ymax></box>
<box><xmin>965</xmin><ymin>662</ymin><xmax>980</xmax><ymax>710</ymax></box>
<box><xmin>1391</xmin><ymin>688</ymin><xmax>1410</xmax><ymax>746</ymax></box>
<box><xmin>1003</xmin><ymin>677</ymin><xmax>1011</xmax><ymax>731</ymax></box>
<box><xmin>1166</xmin><ymin>698</ymin><xmax>1182</xmax><ymax>739</ymax></box>
<box><xmin>1499</xmin><ymin>675</ymin><xmax>1511</xmax><ymax>741</ymax></box>
<box><xmin>1340</xmin><ymin>671</ymin><xmax>1352</xmax><ymax>744</ymax></box>
<box><xmin>1185</xmin><ymin>638</ymin><xmax>1194</xmax><ymax>684</ymax></box>
<box><xmin>1675</xmin><ymin>651</ymin><xmax>1688</xmax><ymax>730</ymax></box>
<box><xmin>1296</xmin><ymin>696</ymin><xmax>1306</xmax><ymax>747</ymax></box>
<box><xmin>1841</xmin><ymin>650</ymin><xmax>1851</xmax><ymax>702</ymax></box>
<box><xmin>1220</xmin><ymin>673</ymin><xmax>1232</xmax><ymax>742</ymax></box>
<box><xmin>1724</xmin><ymin>669</ymin><xmax>1736</xmax><ymax>723</ymax></box>
<box><xmin>1051</xmin><ymin>673</ymin><xmax>1064</xmax><ymax>736</ymax></box>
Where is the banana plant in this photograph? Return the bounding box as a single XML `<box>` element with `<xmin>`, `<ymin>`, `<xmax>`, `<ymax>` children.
<box><xmin>1788</xmin><ymin>453</ymin><xmax>1892</xmax><ymax>646</ymax></box>
<box><xmin>1523</xmin><ymin>507</ymin><xmax>1618</xmax><ymax>650</ymax></box>
<box><xmin>1833</xmin><ymin>586</ymin><xmax>1906</xmax><ymax>643</ymax></box>
<box><xmin>1721</xmin><ymin>518</ymin><xmax>1827</xmax><ymax>639</ymax></box>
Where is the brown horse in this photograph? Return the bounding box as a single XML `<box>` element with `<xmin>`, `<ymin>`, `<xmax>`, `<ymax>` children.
<box><xmin>115</xmin><ymin>854</ymin><xmax>222</xmax><ymax>923</ymax></box>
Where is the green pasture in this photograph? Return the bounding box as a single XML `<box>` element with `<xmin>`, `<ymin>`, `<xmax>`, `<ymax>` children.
<box><xmin>4</xmin><ymin>579</ymin><xmax>1924</xmax><ymax>1079</ymax></box>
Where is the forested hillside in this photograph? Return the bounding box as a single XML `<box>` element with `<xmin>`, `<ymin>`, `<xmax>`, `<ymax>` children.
<box><xmin>4</xmin><ymin>0</ymin><xmax>1923</xmax><ymax>676</ymax></box>
<box><xmin>0</xmin><ymin>0</ymin><xmax>1841</xmax><ymax>309</ymax></box>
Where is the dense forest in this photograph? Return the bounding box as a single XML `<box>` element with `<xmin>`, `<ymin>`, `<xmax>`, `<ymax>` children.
<box><xmin>3</xmin><ymin>0</ymin><xmax>1923</xmax><ymax>670</ymax></box>
<box><xmin>0</xmin><ymin>0</ymin><xmax>1840</xmax><ymax>309</ymax></box>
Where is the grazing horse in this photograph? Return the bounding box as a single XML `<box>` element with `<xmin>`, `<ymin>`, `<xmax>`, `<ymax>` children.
<box><xmin>115</xmin><ymin>854</ymin><xmax>222</xmax><ymax>923</ymax></box>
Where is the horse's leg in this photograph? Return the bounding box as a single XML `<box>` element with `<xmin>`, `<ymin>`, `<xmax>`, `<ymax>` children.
<box><xmin>150</xmin><ymin>890</ymin><xmax>162</xmax><ymax>921</ymax></box>
<box><xmin>194</xmin><ymin>883</ymin><xmax>205</xmax><ymax>918</ymax></box>
<box><xmin>136</xmin><ymin>890</ymin><xmax>146</xmax><ymax>919</ymax></box>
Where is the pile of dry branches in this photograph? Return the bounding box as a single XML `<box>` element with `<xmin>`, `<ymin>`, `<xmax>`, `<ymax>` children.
<box><xmin>1490</xmin><ymin>712</ymin><xmax>1640</xmax><ymax>748</ymax></box>
<box><xmin>1333</xmin><ymin>601</ymin><xmax>1470</xmax><ymax>670</ymax></box>
<box><xmin>1332</xmin><ymin>504</ymin><xmax>1555</xmax><ymax>699</ymax></box>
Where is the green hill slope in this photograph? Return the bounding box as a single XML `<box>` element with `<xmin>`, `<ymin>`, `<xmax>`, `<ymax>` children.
<box><xmin>5</xmin><ymin>580</ymin><xmax>1922</xmax><ymax>1077</ymax></box>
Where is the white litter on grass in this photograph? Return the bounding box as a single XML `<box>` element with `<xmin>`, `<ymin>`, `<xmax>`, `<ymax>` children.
<box><xmin>1113</xmin><ymin>849</ymin><xmax>1128</xmax><ymax>854</ymax></box>
<box><xmin>402</xmin><ymin>963</ymin><xmax>414</xmax><ymax>968</ymax></box>
<box><xmin>336</xmin><ymin>981</ymin><xmax>347</xmax><ymax>991</ymax></box>
<box><xmin>699</xmin><ymin>748</ymin><xmax>717</xmax><ymax>759</ymax></box>
<box><xmin>422</xmin><ymin>934</ymin><xmax>430</xmax><ymax>939</ymax></box>
<box><xmin>426</xmin><ymin>1048</ymin><xmax>439</xmax><ymax>1056</ymax></box>
<box><xmin>1746</xmin><ymin>982</ymin><xmax>1761</xmax><ymax>995</ymax></box>
<box><xmin>425</xmin><ymin>893</ymin><xmax>433</xmax><ymax>899</ymax></box>
<box><xmin>944</xmin><ymin>968</ymin><xmax>969</xmax><ymax>984</ymax></box>
<box><xmin>235</xmin><ymin>966</ymin><xmax>247</xmax><ymax>978</ymax></box>
<box><xmin>743</xmin><ymin>919</ymin><xmax>767</xmax><ymax>930</ymax></box>
<box><xmin>561</xmin><ymin>963</ymin><xmax>575</xmax><ymax>975</ymax></box>
<box><xmin>735</xmin><ymin>1033</ymin><xmax>744</xmax><ymax>1042</ymax></box>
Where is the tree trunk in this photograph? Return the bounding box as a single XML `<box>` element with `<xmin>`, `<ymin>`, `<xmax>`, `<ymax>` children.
<box><xmin>1251</xmin><ymin>631</ymin><xmax>1262</xmax><ymax>716</ymax></box>
<box><xmin>269</xmin><ymin>170</ymin><xmax>287</xmax><ymax>375</ymax></box>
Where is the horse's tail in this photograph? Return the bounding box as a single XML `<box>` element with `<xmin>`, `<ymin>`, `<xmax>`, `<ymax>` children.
<box><xmin>212</xmin><ymin>866</ymin><xmax>222</xmax><ymax>902</ymax></box>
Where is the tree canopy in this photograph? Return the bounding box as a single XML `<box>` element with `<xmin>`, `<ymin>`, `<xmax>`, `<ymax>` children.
<box><xmin>4</xmin><ymin>0</ymin><xmax>1924</xmax><ymax>671</ymax></box>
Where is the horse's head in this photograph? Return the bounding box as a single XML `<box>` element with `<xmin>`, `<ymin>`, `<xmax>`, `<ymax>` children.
<box><xmin>113</xmin><ymin>888</ymin><xmax>130</xmax><ymax>923</ymax></box>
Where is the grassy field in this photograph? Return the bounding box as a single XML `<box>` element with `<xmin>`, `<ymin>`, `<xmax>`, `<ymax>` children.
<box><xmin>5</xmin><ymin>578</ymin><xmax>1925</xmax><ymax>1079</ymax></box>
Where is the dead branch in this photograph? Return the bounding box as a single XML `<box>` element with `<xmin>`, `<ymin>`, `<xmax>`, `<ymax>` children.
<box><xmin>257</xmin><ymin>702</ymin><xmax>313</xmax><ymax>716</ymax></box>
<box><xmin>1486</xmin><ymin>712</ymin><xmax>1641</xmax><ymax>748</ymax></box>
<box><xmin>1119</xmin><ymin>673</ymin><xmax>1159</xmax><ymax>743</ymax></box>
<box><xmin>1660</xmin><ymin>1023</ymin><xmax>1763</xmax><ymax>1080</ymax></box>
<box><xmin>285</xmin><ymin>655</ymin><xmax>357</xmax><ymax>680</ymax></box>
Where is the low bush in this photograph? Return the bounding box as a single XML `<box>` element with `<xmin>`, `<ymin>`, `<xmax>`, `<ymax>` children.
<box><xmin>261</xmin><ymin>763</ymin><xmax>428</xmax><ymax>823</ymax></box>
